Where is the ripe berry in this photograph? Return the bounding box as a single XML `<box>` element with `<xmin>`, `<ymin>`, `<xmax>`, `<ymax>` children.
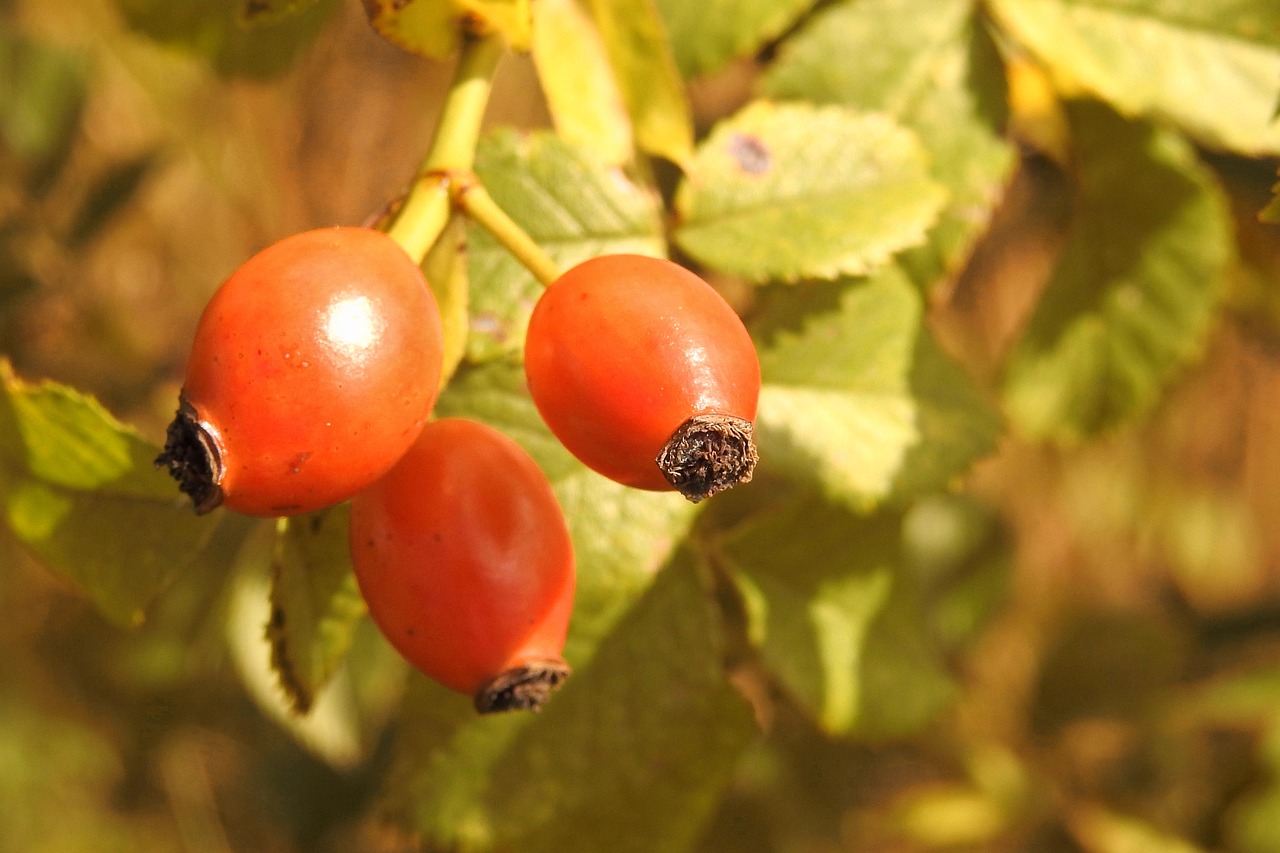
<box><xmin>523</xmin><ymin>254</ymin><xmax>760</xmax><ymax>502</ymax></box>
<box><xmin>348</xmin><ymin>418</ymin><xmax>575</xmax><ymax>713</ymax></box>
<box><xmin>157</xmin><ymin>227</ymin><xmax>444</xmax><ymax>517</ymax></box>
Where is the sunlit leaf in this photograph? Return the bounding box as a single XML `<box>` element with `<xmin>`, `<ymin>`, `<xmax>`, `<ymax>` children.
<box><xmin>1006</xmin><ymin>52</ymin><xmax>1073</xmax><ymax>165</ymax></box>
<box><xmin>1151</xmin><ymin>485</ymin><xmax>1264</xmax><ymax>612</ymax></box>
<box><xmin>675</xmin><ymin>101</ymin><xmax>947</xmax><ymax>282</ymax></box>
<box><xmin>466</xmin><ymin>130</ymin><xmax>664</xmax><ymax>362</ymax></box>
<box><xmin>389</xmin><ymin>550</ymin><xmax>755</xmax><ymax>851</ymax></box>
<box><xmin>988</xmin><ymin>0</ymin><xmax>1280</xmax><ymax>155</ymax></box>
<box><xmin>531</xmin><ymin>0</ymin><xmax>632</xmax><ymax>165</ymax></box>
<box><xmin>763</xmin><ymin>0</ymin><xmax>1015</xmax><ymax>286</ymax></box>
<box><xmin>0</xmin><ymin>362</ymin><xmax>214</xmax><ymax>626</ymax></box>
<box><xmin>654</xmin><ymin>0</ymin><xmax>816</xmax><ymax>79</ymax></box>
<box><xmin>267</xmin><ymin>507</ymin><xmax>367</xmax><ymax>715</ymax></box>
<box><xmin>722</xmin><ymin>495</ymin><xmax>955</xmax><ymax>737</ymax></box>
<box><xmin>890</xmin><ymin>785</ymin><xmax>1010</xmax><ymax>848</ymax></box>
<box><xmin>365</xmin><ymin>0</ymin><xmax>532</xmax><ymax>58</ymax></box>
<box><xmin>753</xmin><ymin>265</ymin><xmax>999</xmax><ymax>509</ymax></box>
<box><xmin>1002</xmin><ymin>102</ymin><xmax>1232</xmax><ymax>444</ymax></box>
<box><xmin>581</xmin><ymin>0</ymin><xmax>694</xmax><ymax>167</ymax></box>
<box><xmin>1067</xmin><ymin>804</ymin><xmax>1205</xmax><ymax>853</ymax></box>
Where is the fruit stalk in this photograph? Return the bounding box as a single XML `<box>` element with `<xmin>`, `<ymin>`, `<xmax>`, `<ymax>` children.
<box><xmin>386</xmin><ymin>33</ymin><xmax>505</xmax><ymax>264</ymax></box>
<box><xmin>454</xmin><ymin>177</ymin><xmax>562</xmax><ymax>286</ymax></box>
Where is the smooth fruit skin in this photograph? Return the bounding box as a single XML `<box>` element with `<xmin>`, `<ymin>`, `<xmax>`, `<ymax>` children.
<box><xmin>524</xmin><ymin>254</ymin><xmax>760</xmax><ymax>491</ymax></box>
<box><xmin>348</xmin><ymin>418</ymin><xmax>575</xmax><ymax>708</ymax></box>
<box><xmin>178</xmin><ymin>227</ymin><xmax>443</xmax><ymax>516</ymax></box>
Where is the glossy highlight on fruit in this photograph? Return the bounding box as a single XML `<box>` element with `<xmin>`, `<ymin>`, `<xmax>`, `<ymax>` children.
<box><xmin>523</xmin><ymin>254</ymin><xmax>761</xmax><ymax>502</ymax></box>
<box><xmin>157</xmin><ymin>226</ymin><xmax>444</xmax><ymax>517</ymax></box>
<box><xmin>349</xmin><ymin>418</ymin><xmax>575</xmax><ymax>713</ymax></box>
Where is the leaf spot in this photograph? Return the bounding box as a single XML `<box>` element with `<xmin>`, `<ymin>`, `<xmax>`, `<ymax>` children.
<box><xmin>728</xmin><ymin>133</ymin><xmax>771</xmax><ymax>175</ymax></box>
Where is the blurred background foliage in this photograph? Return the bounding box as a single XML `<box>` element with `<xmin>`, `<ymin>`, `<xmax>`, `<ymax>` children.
<box><xmin>1</xmin><ymin>0</ymin><xmax>1280</xmax><ymax>851</ymax></box>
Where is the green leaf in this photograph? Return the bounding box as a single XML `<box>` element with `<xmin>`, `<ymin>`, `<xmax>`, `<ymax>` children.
<box><xmin>581</xmin><ymin>0</ymin><xmax>694</xmax><ymax>167</ymax></box>
<box><xmin>675</xmin><ymin>101</ymin><xmax>947</xmax><ymax>283</ymax></box>
<box><xmin>0</xmin><ymin>362</ymin><xmax>214</xmax><ymax>626</ymax></box>
<box><xmin>763</xmin><ymin>0</ymin><xmax>1015</xmax><ymax>286</ymax></box>
<box><xmin>422</xmin><ymin>214</ymin><xmax>470</xmax><ymax>388</ymax></box>
<box><xmin>365</xmin><ymin>0</ymin><xmax>532</xmax><ymax>58</ymax></box>
<box><xmin>228</xmin><ymin>522</ymin><xmax>406</xmax><ymax>769</ymax></box>
<box><xmin>237</xmin><ymin>0</ymin><xmax>322</xmax><ymax>26</ymax></box>
<box><xmin>654</xmin><ymin>0</ymin><xmax>816</xmax><ymax>79</ymax></box>
<box><xmin>466</xmin><ymin>130</ymin><xmax>665</xmax><ymax>362</ymax></box>
<box><xmin>389</xmin><ymin>551</ymin><xmax>756</xmax><ymax>852</ymax></box>
<box><xmin>753</xmin><ymin>265</ymin><xmax>1000</xmax><ymax>509</ymax></box>
<box><xmin>1002</xmin><ymin>102</ymin><xmax>1232</xmax><ymax>444</ymax></box>
<box><xmin>531</xmin><ymin>0</ymin><xmax>632</xmax><ymax>165</ymax></box>
<box><xmin>903</xmin><ymin>495</ymin><xmax>1012</xmax><ymax>655</ymax></box>
<box><xmin>267</xmin><ymin>507</ymin><xmax>367</xmax><ymax>715</ymax></box>
<box><xmin>721</xmin><ymin>496</ymin><xmax>955</xmax><ymax>737</ymax></box>
<box><xmin>988</xmin><ymin>0</ymin><xmax>1280</xmax><ymax>156</ymax></box>
<box><xmin>0</xmin><ymin>31</ymin><xmax>85</xmax><ymax>191</ymax></box>
<box><xmin>765</xmin><ymin>0</ymin><xmax>975</xmax><ymax>119</ymax></box>
<box><xmin>434</xmin><ymin>359</ymin><xmax>578</xmax><ymax>476</ymax></box>
<box><xmin>116</xmin><ymin>0</ymin><xmax>340</xmax><ymax>79</ymax></box>
<box><xmin>893</xmin><ymin>325</ymin><xmax>1004</xmax><ymax>499</ymax></box>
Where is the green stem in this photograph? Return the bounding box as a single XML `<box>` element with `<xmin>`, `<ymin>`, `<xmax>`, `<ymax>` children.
<box><xmin>386</xmin><ymin>34</ymin><xmax>505</xmax><ymax>263</ymax></box>
<box><xmin>455</xmin><ymin>181</ymin><xmax>562</xmax><ymax>286</ymax></box>
<box><xmin>423</xmin><ymin>34</ymin><xmax>504</xmax><ymax>173</ymax></box>
<box><xmin>384</xmin><ymin>176</ymin><xmax>450</xmax><ymax>266</ymax></box>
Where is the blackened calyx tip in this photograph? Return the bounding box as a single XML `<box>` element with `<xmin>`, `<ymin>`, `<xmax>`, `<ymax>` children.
<box><xmin>155</xmin><ymin>396</ymin><xmax>225</xmax><ymax>515</ymax></box>
<box><xmin>474</xmin><ymin>659</ymin><xmax>571</xmax><ymax>714</ymax></box>
<box><xmin>657</xmin><ymin>413</ymin><xmax>758</xmax><ymax>503</ymax></box>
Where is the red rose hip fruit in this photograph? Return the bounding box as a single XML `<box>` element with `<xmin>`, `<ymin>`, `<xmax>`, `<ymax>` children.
<box><xmin>157</xmin><ymin>226</ymin><xmax>444</xmax><ymax>517</ymax></box>
<box><xmin>349</xmin><ymin>418</ymin><xmax>575</xmax><ymax>713</ymax></box>
<box><xmin>523</xmin><ymin>254</ymin><xmax>760</xmax><ymax>502</ymax></box>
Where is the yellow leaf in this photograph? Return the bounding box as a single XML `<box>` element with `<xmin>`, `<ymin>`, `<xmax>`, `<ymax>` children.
<box><xmin>365</xmin><ymin>0</ymin><xmax>532</xmax><ymax>59</ymax></box>
<box><xmin>532</xmin><ymin>0</ymin><xmax>632</xmax><ymax>165</ymax></box>
<box><xmin>1006</xmin><ymin>54</ymin><xmax>1070</xmax><ymax>166</ymax></box>
<box><xmin>581</xmin><ymin>0</ymin><xmax>693</xmax><ymax>167</ymax></box>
